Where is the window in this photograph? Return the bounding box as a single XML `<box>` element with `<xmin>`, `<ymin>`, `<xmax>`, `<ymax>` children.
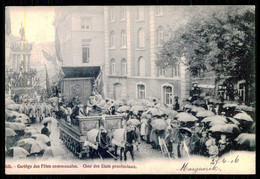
<box><xmin>137</xmin><ymin>6</ymin><xmax>144</xmax><ymax>21</ymax></box>
<box><xmin>137</xmin><ymin>83</ymin><xmax>146</xmax><ymax>99</ymax></box>
<box><xmin>157</xmin><ymin>26</ymin><xmax>164</xmax><ymax>45</ymax></box>
<box><xmin>155</xmin><ymin>6</ymin><xmax>163</xmax><ymax>15</ymax></box>
<box><xmin>121</xmin><ymin>58</ymin><xmax>127</xmax><ymax>75</ymax></box>
<box><xmin>162</xmin><ymin>85</ymin><xmax>173</xmax><ymax>104</ymax></box>
<box><xmin>175</xmin><ymin>64</ymin><xmax>180</xmax><ymax>76</ymax></box>
<box><xmin>109</xmin><ymin>7</ymin><xmax>115</xmax><ymax>21</ymax></box>
<box><xmin>137</xmin><ymin>28</ymin><xmax>145</xmax><ymax>48</ymax></box>
<box><xmin>121</xmin><ymin>30</ymin><xmax>127</xmax><ymax>47</ymax></box>
<box><xmin>138</xmin><ymin>57</ymin><xmax>145</xmax><ymax>76</ymax></box>
<box><xmin>110</xmin><ymin>58</ymin><xmax>116</xmax><ymax>75</ymax></box>
<box><xmin>81</xmin><ymin>17</ymin><xmax>91</xmax><ymax>30</ymax></box>
<box><xmin>158</xmin><ymin>67</ymin><xmax>165</xmax><ymax>77</ymax></box>
<box><xmin>110</xmin><ymin>31</ymin><xmax>115</xmax><ymax>48</ymax></box>
<box><xmin>120</xmin><ymin>7</ymin><xmax>126</xmax><ymax>20</ymax></box>
<box><xmin>82</xmin><ymin>39</ymin><xmax>91</xmax><ymax>63</ymax></box>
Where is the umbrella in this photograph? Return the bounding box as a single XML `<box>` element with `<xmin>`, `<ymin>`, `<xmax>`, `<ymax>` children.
<box><xmin>196</xmin><ymin>110</ymin><xmax>215</xmax><ymax>117</ymax></box>
<box><xmin>184</xmin><ymin>104</ymin><xmax>193</xmax><ymax>109</ymax></box>
<box><xmin>155</xmin><ymin>102</ymin><xmax>169</xmax><ymax>109</ymax></box>
<box><xmin>179</xmin><ymin>127</ymin><xmax>192</xmax><ymax>137</ymax></box>
<box><xmin>204</xmin><ymin>96</ymin><xmax>211</xmax><ymax>100</ymax></box>
<box><xmin>176</xmin><ymin>112</ymin><xmax>198</xmax><ymax>122</ymax></box>
<box><xmin>223</xmin><ymin>103</ymin><xmax>238</xmax><ymax>108</ymax></box>
<box><xmin>235</xmin><ymin>133</ymin><xmax>255</xmax><ymax>148</ymax></box>
<box><xmin>14</xmin><ymin>116</ymin><xmax>30</xmax><ymax>124</ymax></box>
<box><xmin>117</xmin><ymin>105</ymin><xmax>130</xmax><ymax>113</ymax></box>
<box><xmin>209</xmin><ymin>125</ymin><xmax>226</xmax><ymax>133</ymax></box>
<box><xmin>233</xmin><ymin>113</ymin><xmax>253</xmax><ymax>122</ymax></box>
<box><xmin>32</xmin><ymin>134</ymin><xmax>51</xmax><ymax>144</ymax></box>
<box><xmin>19</xmin><ymin>140</ymin><xmax>48</xmax><ymax>154</ymax></box>
<box><xmin>130</xmin><ymin>105</ymin><xmax>147</xmax><ymax>112</ymax></box>
<box><xmin>192</xmin><ymin>100</ymin><xmax>206</xmax><ymax>106</ymax></box>
<box><xmin>6</xmin><ymin>104</ymin><xmax>21</xmax><ymax>111</ymax></box>
<box><xmin>146</xmin><ymin>108</ymin><xmax>164</xmax><ymax>116</ymax></box>
<box><xmin>16</xmin><ymin>138</ymin><xmax>35</xmax><ymax>146</ymax></box>
<box><xmin>191</xmin><ymin>106</ymin><xmax>205</xmax><ymax>112</ymax></box>
<box><xmin>128</xmin><ymin>119</ymin><xmax>141</xmax><ymax>126</ymax></box>
<box><xmin>5</xmin><ymin>110</ymin><xmax>21</xmax><ymax>118</ymax></box>
<box><xmin>24</xmin><ymin>130</ymin><xmax>40</xmax><ymax>138</ymax></box>
<box><xmin>42</xmin><ymin>146</ymin><xmax>54</xmax><ymax>159</ymax></box>
<box><xmin>8</xmin><ymin>147</ymin><xmax>29</xmax><ymax>158</ymax></box>
<box><xmin>209</xmin><ymin>99</ymin><xmax>222</xmax><ymax>104</ymax></box>
<box><xmin>236</xmin><ymin>105</ymin><xmax>255</xmax><ymax>112</ymax></box>
<box><xmin>5</xmin><ymin>122</ymin><xmax>26</xmax><ymax>131</ymax></box>
<box><xmin>226</xmin><ymin>117</ymin><xmax>240</xmax><ymax>125</ymax></box>
<box><xmin>201</xmin><ymin>115</ymin><xmax>228</xmax><ymax>123</ymax></box>
<box><xmin>87</xmin><ymin>129</ymin><xmax>99</xmax><ymax>144</ymax></box>
<box><xmin>209</xmin><ymin>120</ymin><xmax>227</xmax><ymax>126</ymax></box>
<box><xmin>41</xmin><ymin>117</ymin><xmax>57</xmax><ymax>124</ymax></box>
<box><xmin>6</xmin><ymin>128</ymin><xmax>17</xmax><ymax>137</ymax></box>
<box><xmin>167</xmin><ymin>110</ymin><xmax>178</xmax><ymax>118</ymax></box>
<box><xmin>223</xmin><ymin>124</ymin><xmax>240</xmax><ymax>133</ymax></box>
<box><xmin>150</xmin><ymin>119</ymin><xmax>167</xmax><ymax>130</ymax></box>
<box><xmin>5</xmin><ymin>99</ymin><xmax>15</xmax><ymax>106</ymax></box>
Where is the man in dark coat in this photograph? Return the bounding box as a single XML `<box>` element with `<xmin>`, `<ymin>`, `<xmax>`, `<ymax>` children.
<box><xmin>41</xmin><ymin>122</ymin><xmax>50</xmax><ymax>137</ymax></box>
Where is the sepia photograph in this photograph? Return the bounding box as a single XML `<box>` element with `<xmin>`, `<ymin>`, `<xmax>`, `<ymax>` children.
<box><xmin>4</xmin><ymin>6</ymin><xmax>255</xmax><ymax>174</ymax></box>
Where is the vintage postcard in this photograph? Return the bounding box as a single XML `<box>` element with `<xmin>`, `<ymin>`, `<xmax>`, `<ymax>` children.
<box><xmin>5</xmin><ymin>6</ymin><xmax>255</xmax><ymax>174</ymax></box>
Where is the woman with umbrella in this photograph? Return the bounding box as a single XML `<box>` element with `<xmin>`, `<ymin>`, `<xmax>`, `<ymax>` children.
<box><xmin>179</xmin><ymin>128</ymin><xmax>192</xmax><ymax>158</ymax></box>
<box><xmin>41</xmin><ymin>123</ymin><xmax>50</xmax><ymax>137</ymax></box>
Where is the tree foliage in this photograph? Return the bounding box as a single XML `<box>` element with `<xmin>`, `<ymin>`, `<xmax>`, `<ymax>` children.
<box><xmin>156</xmin><ymin>6</ymin><xmax>255</xmax><ymax>102</ymax></box>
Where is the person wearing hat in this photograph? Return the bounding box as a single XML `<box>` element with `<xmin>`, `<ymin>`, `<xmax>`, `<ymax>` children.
<box><xmin>41</xmin><ymin>122</ymin><xmax>50</xmax><ymax>137</ymax></box>
<box><xmin>190</xmin><ymin>126</ymin><xmax>200</xmax><ymax>155</ymax></box>
<box><xmin>28</xmin><ymin>101</ymin><xmax>36</xmax><ymax>123</ymax></box>
<box><xmin>179</xmin><ymin>131</ymin><xmax>191</xmax><ymax>158</ymax></box>
<box><xmin>78</xmin><ymin>102</ymin><xmax>85</xmax><ymax>117</ymax></box>
<box><xmin>199</xmin><ymin>130</ymin><xmax>209</xmax><ymax>156</ymax></box>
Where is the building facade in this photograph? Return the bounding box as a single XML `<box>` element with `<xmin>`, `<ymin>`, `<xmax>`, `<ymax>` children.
<box><xmin>55</xmin><ymin>6</ymin><xmax>191</xmax><ymax>104</ymax></box>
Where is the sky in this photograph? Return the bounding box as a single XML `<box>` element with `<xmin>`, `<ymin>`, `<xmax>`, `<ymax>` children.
<box><xmin>7</xmin><ymin>6</ymin><xmax>55</xmax><ymax>43</ymax></box>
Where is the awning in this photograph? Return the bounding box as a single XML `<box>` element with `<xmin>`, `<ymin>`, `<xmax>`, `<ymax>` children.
<box><xmin>197</xmin><ymin>84</ymin><xmax>215</xmax><ymax>89</ymax></box>
<box><xmin>61</xmin><ymin>66</ymin><xmax>100</xmax><ymax>78</ymax></box>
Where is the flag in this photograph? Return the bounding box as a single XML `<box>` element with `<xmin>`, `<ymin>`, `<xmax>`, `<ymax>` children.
<box><xmin>55</xmin><ymin>27</ymin><xmax>62</xmax><ymax>62</ymax></box>
<box><xmin>5</xmin><ymin>7</ymin><xmax>11</xmax><ymax>35</ymax></box>
<box><xmin>42</xmin><ymin>49</ymin><xmax>55</xmax><ymax>62</ymax></box>
<box><xmin>45</xmin><ymin>65</ymin><xmax>52</xmax><ymax>98</ymax></box>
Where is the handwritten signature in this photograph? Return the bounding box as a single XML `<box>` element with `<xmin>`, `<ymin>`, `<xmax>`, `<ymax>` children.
<box><xmin>177</xmin><ymin>155</ymin><xmax>240</xmax><ymax>174</ymax></box>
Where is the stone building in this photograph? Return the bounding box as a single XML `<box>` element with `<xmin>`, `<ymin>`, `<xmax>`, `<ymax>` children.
<box><xmin>55</xmin><ymin>6</ymin><xmax>191</xmax><ymax>104</ymax></box>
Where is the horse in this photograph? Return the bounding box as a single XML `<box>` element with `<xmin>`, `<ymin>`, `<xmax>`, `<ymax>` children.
<box><xmin>112</xmin><ymin>126</ymin><xmax>141</xmax><ymax>161</ymax></box>
<box><xmin>85</xmin><ymin>128</ymin><xmax>112</xmax><ymax>159</ymax></box>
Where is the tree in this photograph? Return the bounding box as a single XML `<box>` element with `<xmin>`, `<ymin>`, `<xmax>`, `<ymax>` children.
<box><xmin>156</xmin><ymin>6</ymin><xmax>255</xmax><ymax>104</ymax></box>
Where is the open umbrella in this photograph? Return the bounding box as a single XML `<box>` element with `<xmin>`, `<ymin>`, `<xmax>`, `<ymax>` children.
<box><xmin>209</xmin><ymin>125</ymin><xmax>226</xmax><ymax>133</ymax></box>
<box><xmin>155</xmin><ymin>102</ymin><xmax>169</xmax><ymax>109</ymax></box>
<box><xmin>8</xmin><ymin>147</ymin><xmax>29</xmax><ymax>158</ymax></box>
<box><xmin>146</xmin><ymin>108</ymin><xmax>164</xmax><ymax>116</ymax></box>
<box><xmin>209</xmin><ymin>99</ymin><xmax>222</xmax><ymax>104</ymax></box>
<box><xmin>196</xmin><ymin>110</ymin><xmax>215</xmax><ymax>118</ymax></box>
<box><xmin>42</xmin><ymin>146</ymin><xmax>54</xmax><ymax>159</ymax></box>
<box><xmin>191</xmin><ymin>106</ymin><xmax>205</xmax><ymax>112</ymax></box>
<box><xmin>5</xmin><ymin>110</ymin><xmax>21</xmax><ymax>118</ymax></box>
<box><xmin>235</xmin><ymin>133</ymin><xmax>255</xmax><ymax>148</ymax></box>
<box><xmin>5</xmin><ymin>122</ymin><xmax>26</xmax><ymax>131</ymax></box>
<box><xmin>179</xmin><ymin>127</ymin><xmax>192</xmax><ymax>136</ymax></box>
<box><xmin>176</xmin><ymin>112</ymin><xmax>198</xmax><ymax>122</ymax></box>
<box><xmin>223</xmin><ymin>103</ymin><xmax>238</xmax><ymax>108</ymax></box>
<box><xmin>19</xmin><ymin>140</ymin><xmax>48</xmax><ymax>154</ymax></box>
<box><xmin>32</xmin><ymin>134</ymin><xmax>51</xmax><ymax>144</ymax></box>
<box><xmin>6</xmin><ymin>128</ymin><xmax>17</xmax><ymax>137</ymax></box>
<box><xmin>150</xmin><ymin>119</ymin><xmax>167</xmax><ymax>130</ymax></box>
<box><xmin>192</xmin><ymin>99</ymin><xmax>206</xmax><ymax>106</ymax></box>
<box><xmin>167</xmin><ymin>110</ymin><xmax>178</xmax><ymax>118</ymax></box>
<box><xmin>233</xmin><ymin>113</ymin><xmax>253</xmax><ymax>122</ymax></box>
<box><xmin>117</xmin><ymin>105</ymin><xmax>130</xmax><ymax>113</ymax></box>
<box><xmin>128</xmin><ymin>119</ymin><xmax>141</xmax><ymax>126</ymax></box>
<box><xmin>184</xmin><ymin>104</ymin><xmax>193</xmax><ymax>109</ymax></box>
<box><xmin>209</xmin><ymin>120</ymin><xmax>227</xmax><ymax>126</ymax></box>
<box><xmin>236</xmin><ymin>105</ymin><xmax>255</xmax><ymax>112</ymax></box>
<box><xmin>204</xmin><ymin>96</ymin><xmax>211</xmax><ymax>100</ymax></box>
<box><xmin>130</xmin><ymin>105</ymin><xmax>147</xmax><ymax>112</ymax></box>
<box><xmin>5</xmin><ymin>99</ymin><xmax>16</xmax><ymax>106</ymax></box>
<box><xmin>24</xmin><ymin>130</ymin><xmax>40</xmax><ymax>138</ymax></box>
<box><xmin>16</xmin><ymin>138</ymin><xmax>35</xmax><ymax>146</ymax></box>
<box><xmin>14</xmin><ymin>116</ymin><xmax>30</xmax><ymax>124</ymax></box>
<box><xmin>201</xmin><ymin>115</ymin><xmax>228</xmax><ymax>123</ymax></box>
<box><xmin>223</xmin><ymin>124</ymin><xmax>240</xmax><ymax>133</ymax></box>
<box><xmin>41</xmin><ymin>117</ymin><xmax>57</xmax><ymax>124</ymax></box>
<box><xmin>226</xmin><ymin>117</ymin><xmax>240</xmax><ymax>125</ymax></box>
<box><xmin>6</xmin><ymin>104</ymin><xmax>21</xmax><ymax>111</ymax></box>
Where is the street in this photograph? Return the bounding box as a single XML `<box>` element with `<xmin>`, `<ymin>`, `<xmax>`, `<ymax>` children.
<box><xmin>31</xmin><ymin>121</ymin><xmax>163</xmax><ymax>161</ymax></box>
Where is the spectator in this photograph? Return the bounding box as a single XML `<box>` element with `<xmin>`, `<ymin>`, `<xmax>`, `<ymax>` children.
<box><xmin>41</xmin><ymin>122</ymin><xmax>50</xmax><ymax>137</ymax></box>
